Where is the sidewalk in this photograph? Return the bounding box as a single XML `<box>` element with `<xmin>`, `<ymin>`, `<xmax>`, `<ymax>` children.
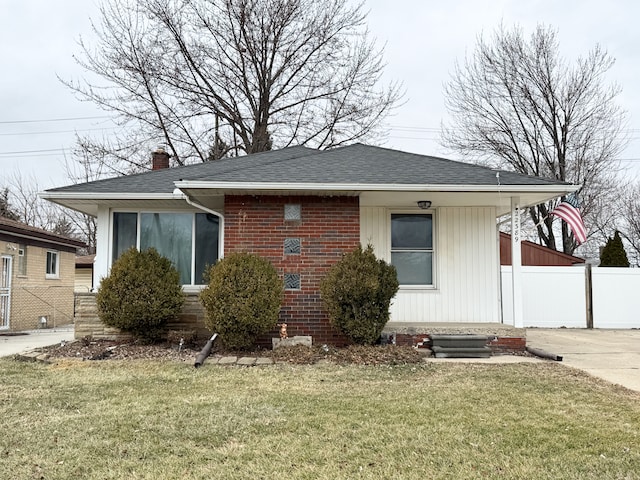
<box><xmin>0</xmin><ymin>325</ymin><xmax>75</xmax><ymax>357</ymax></box>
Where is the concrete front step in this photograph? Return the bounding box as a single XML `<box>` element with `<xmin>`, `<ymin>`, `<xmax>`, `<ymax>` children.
<box><xmin>431</xmin><ymin>346</ymin><xmax>492</xmax><ymax>358</ymax></box>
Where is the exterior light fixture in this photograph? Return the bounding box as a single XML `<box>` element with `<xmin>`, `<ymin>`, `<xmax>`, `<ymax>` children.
<box><xmin>417</xmin><ymin>200</ymin><xmax>432</xmax><ymax>209</ymax></box>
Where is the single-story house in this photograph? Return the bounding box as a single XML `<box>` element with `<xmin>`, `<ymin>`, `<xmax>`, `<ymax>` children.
<box><xmin>42</xmin><ymin>144</ymin><xmax>577</xmax><ymax>344</ymax></box>
<box><xmin>0</xmin><ymin>217</ymin><xmax>86</xmax><ymax>331</ymax></box>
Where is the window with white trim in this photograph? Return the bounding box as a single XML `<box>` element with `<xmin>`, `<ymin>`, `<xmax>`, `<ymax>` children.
<box><xmin>18</xmin><ymin>244</ymin><xmax>27</xmax><ymax>276</ymax></box>
<box><xmin>112</xmin><ymin>211</ymin><xmax>220</xmax><ymax>285</ymax></box>
<box><xmin>45</xmin><ymin>250</ymin><xmax>59</xmax><ymax>279</ymax></box>
<box><xmin>390</xmin><ymin>213</ymin><xmax>433</xmax><ymax>286</ymax></box>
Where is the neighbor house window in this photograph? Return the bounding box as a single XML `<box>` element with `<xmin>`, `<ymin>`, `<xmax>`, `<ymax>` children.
<box><xmin>18</xmin><ymin>244</ymin><xmax>27</xmax><ymax>276</ymax></box>
<box><xmin>391</xmin><ymin>214</ymin><xmax>433</xmax><ymax>286</ymax></box>
<box><xmin>46</xmin><ymin>250</ymin><xmax>59</xmax><ymax>279</ymax></box>
<box><xmin>112</xmin><ymin>211</ymin><xmax>220</xmax><ymax>285</ymax></box>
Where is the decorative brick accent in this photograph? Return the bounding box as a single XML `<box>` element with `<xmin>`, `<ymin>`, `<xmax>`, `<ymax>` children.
<box><xmin>224</xmin><ymin>195</ymin><xmax>360</xmax><ymax>346</ymax></box>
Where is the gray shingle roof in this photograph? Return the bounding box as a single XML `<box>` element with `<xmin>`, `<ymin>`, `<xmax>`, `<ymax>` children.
<box><xmin>46</xmin><ymin>143</ymin><xmax>567</xmax><ymax>195</ymax></box>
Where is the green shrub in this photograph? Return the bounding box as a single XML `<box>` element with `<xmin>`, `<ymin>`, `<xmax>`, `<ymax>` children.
<box><xmin>96</xmin><ymin>247</ymin><xmax>185</xmax><ymax>341</ymax></box>
<box><xmin>199</xmin><ymin>252</ymin><xmax>284</xmax><ymax>350</ymax></box>
<box><xmin>600</xmin><ymin>231</ymin><xmax>630</xmax><ymax>267</ymax></box>
<box><xmin>320</xmin><ymin>244</ymin><xmax>399</xmax><ymax>345</ymax></box>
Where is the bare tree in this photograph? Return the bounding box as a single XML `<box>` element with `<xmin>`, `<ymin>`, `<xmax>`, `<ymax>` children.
<box><xmin>442</xmin><ymin>24</ymin><xmax>626</xmax><ymax>254</ymax></box>
<box><xmin>617</xmin><ymin>182</ymin><xmax>640</xmax><ymax>266</ymax></box>
<box><xmin>5</xmin><ymin>172</ymin><xmax>63</xmax><ymax>230</ymax></box>
<box><xmin>3</xmin><ymin>172</ymin><xmax>93</xmax><ymax>253</ymax></box>
<box><xmin>0</xmin><ymin>188</ymin><xmax>20</xmax><ymax>221</ymax></box>
<box><xmin>64</xmin><ymin>0</ymin><xmax>401</xmax><ymax>173</ymax></box>
<box><xmin>62</xmin><ymin>148</ymin><xmax>102</xmax><ymax>254</ymax></box>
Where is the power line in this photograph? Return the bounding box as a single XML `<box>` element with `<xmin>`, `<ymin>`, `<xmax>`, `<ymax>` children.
<box><xmin>0</xmin><ymin>127</ymin><xmax>118</xmax><ymax>137</ymax></box>
<box><xmin>0</xmin><ymin>148</ymin><xmax>68</xmax><ymax>156</ymax></box>
<box><xmin>0</xmin><ymin>115</ymin><xmax>113</xmax><ymax>125</ymax></box>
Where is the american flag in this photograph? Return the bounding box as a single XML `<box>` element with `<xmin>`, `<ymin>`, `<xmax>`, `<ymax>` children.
<box><xmin>550</xmin><ymin>193</ymin><xmax>587</xmax><ymax>245</ymax></box>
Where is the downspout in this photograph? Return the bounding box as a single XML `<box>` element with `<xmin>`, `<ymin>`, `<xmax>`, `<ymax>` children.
<box><xmin>174</xmin><ymin>188</ymin><xmax>225</xmax><ymax>258</ymax></box>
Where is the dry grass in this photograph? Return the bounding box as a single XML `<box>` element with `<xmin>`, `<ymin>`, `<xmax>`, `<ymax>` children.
<box><xmin>1</xmin><ymin>359</ymin><xmax>639</xmax><ymax>479</ymax></box>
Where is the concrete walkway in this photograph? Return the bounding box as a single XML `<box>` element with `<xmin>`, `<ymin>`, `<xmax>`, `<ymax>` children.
<box><xmin>526</xmin><ymin>328</ymin><xmax>640</xmax><ymax>393</ymax></box>
<box><xmin>0</xmin><ymin>325</ymin><xmax>75</xmax><ymax>357</ymax></box>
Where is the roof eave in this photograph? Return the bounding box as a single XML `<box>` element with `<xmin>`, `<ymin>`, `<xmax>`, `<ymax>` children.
<box><xmin>39</xmin><ymin>192</ymin><xmax>185</xmax><ymax>201</ymax></box>
<box><xmin>174</xmin><ymin>180</ymin><xmax>578</xmax><ymax>194</ymax></box>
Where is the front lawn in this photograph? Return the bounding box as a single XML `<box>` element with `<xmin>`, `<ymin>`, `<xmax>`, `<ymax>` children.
<box><xmin>1</xmin><ymin>359</ymin><xmax>639</xmax><ymax>479</ymax></box>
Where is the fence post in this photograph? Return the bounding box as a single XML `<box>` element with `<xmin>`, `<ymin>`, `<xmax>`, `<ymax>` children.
<box><xmin>585</xmin><ymin>263</ymin><xmax>593</xmax><ymax>329</ymax></box>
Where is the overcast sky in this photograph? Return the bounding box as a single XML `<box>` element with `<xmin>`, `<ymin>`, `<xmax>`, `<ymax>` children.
<box><xmin>2</xmin><ymin>0</ymin><xmax>640</xmax><ymax>191</ymax></box>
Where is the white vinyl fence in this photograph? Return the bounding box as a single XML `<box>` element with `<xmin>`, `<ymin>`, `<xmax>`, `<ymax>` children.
<box><xmin>501</xmin><ymin>266</ymin><xmax>640</xmax><ymax>329</ymax></box>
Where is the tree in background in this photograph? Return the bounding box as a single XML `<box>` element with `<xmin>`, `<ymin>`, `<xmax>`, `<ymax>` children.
<box><xmin>442</xmin><ymin>24</ymin><xmax>626</xmax><ymax>255</ymax></box>
<box><xmin>1</xmin><ymin>173</ymin><xmax>93</xmax><ymax>253</ymax></box>
<box><xmin>614</xmin><ymin>182</ymin><xmax>640</xmax><ymax>266</ymax></box>
<box><xmin>64</xmin><ymin>0</ymin><xmax>401</xmax><ymax>174</ymax></box>
<box><xmin>600</xmin><ymin>231</ymin><xmax>630</xmax><ymax>267</ymax></box>
<box><xmin>0</xmin><ymin>188</ymin><xmax>20</xmax><ymax>221</ymax></box>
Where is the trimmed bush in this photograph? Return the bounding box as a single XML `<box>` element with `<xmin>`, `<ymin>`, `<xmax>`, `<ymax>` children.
<box><xmin>199</xmin><ymin>252</ymin><xmax>284</xmax><ymax>350</ymax></box>
<box><xmin>96</xmin><ymin>247</ymin><xmax>185</xmax><ymax>341</ymax></box>
<box><xmin>320</xmin><ymin>244</ymin><xmax>399</xmax><ymax>345</ymax></box>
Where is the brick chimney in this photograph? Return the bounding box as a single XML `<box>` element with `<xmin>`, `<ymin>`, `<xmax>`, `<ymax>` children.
<box><xmin>151</xmin><ymin>147</ymin><xmax>170</xmax><ymax>170</ymax></box>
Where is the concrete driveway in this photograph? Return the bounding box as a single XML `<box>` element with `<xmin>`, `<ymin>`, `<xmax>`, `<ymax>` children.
<box><xmin>0</xmin><ymin>325</ymin><xmax>74</xmax><ymax>357</ymax></box>
<box><xmin>526</xmin><ymin>328</ymin><xmax>640</xmax><ymax>392</ymax></box>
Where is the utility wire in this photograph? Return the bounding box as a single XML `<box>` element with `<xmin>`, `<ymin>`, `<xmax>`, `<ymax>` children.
<box><xmin>0</xmin><ymin>115</ymin><xmax>113</xmax><ymax>125</ymax></box>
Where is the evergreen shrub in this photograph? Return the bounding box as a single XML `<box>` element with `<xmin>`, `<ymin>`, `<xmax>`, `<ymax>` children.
<box><xmin>96</xmin><ymin>247</ymin><xmax>185</xmax><ymax>341</ymax></box>
<box><xmin>199</xmin><ymin>252</ymin><xmax>283</xmax><ymax>350</ymax></box>
<box><xmin>600</xmin><ymin>231</ymin><xmax>630</xmax><ymax>267</ymax></box>
<box><xmin>320</xmin><ymin>244</ymin><xmax>399</xmax><ymax>345</ymax></box>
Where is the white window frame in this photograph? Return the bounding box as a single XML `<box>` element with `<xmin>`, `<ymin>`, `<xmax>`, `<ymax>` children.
<box><xmin>45</xmin><ymin>250</ymin><xmax>59</xmax><ymax>279</ymax></box>
<box><xmin>389</xmin><ymin>210</ymin><xmax>435</xmax><ymax>290</ymax></box>
<box><xmin>17</xmin><ymin>244</ymin><xmax>27</xmax><ymax>276</ymax></box>
<box><xmin>109</xmin><ymin>209</ymin><xmax>223</xmax><ymax>288</ymax></box>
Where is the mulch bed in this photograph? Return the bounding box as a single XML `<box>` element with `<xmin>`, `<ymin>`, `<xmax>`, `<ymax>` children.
<box><xmin>38</xmin><ymin>338</ymin><xmax>428</xmax><ymax>365</ymax></box>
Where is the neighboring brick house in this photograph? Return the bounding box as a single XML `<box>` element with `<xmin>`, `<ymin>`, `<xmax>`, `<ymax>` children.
<box><xmin>0</xmin><ymin>217</ymin><xmax>85</xmax><ymax>331</ymax></box>
<box><xmin>43</xmin><ymin>144</ymin><xmax>578</xmax><ymax>344</ymax></box>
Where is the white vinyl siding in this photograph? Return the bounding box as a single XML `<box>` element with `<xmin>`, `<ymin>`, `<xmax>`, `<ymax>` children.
<box><xmin>361</xmin><ymin>206</ymin><xmax>500</xmax><ymax>323</ymax></box>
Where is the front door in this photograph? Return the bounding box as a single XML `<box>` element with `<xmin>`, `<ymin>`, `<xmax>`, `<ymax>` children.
<box><xmin>0</xmin><ymin>255</ymin><xmax>12</xmax><ymax>329</ymax></box>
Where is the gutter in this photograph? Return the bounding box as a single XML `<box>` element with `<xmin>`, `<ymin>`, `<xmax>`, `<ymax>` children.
<box><xmin>174</xmin><ymin>188</ymin><xmax>225</xmax><ymax>259</ymax></box>
<box><xmin>174</xmin><ymin>180</ymin><xmax>579</xmax><ymax>194</ymax></box>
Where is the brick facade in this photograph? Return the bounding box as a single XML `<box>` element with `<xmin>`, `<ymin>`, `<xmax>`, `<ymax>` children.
<box><xmin>224</xmin><ymin>195</ymin><xmax>360</xmax><ymax>345</ymax></box>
